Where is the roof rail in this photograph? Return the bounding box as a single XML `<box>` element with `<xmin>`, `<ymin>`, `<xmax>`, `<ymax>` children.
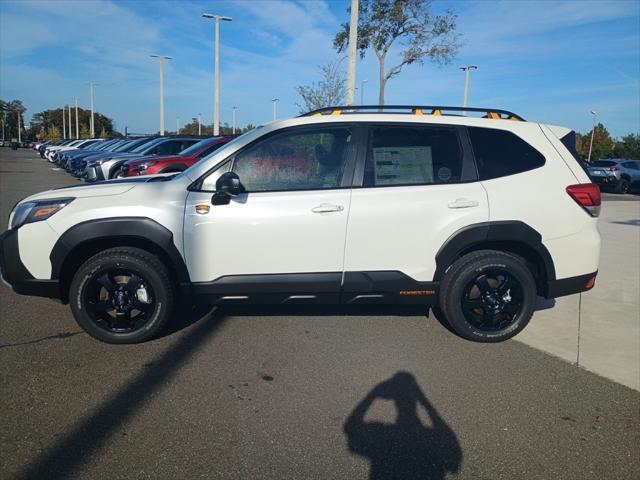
<box><xmin>300</xmin><ymin>105</ymin><xmax>525</xmax><ymax>121</ymax></box>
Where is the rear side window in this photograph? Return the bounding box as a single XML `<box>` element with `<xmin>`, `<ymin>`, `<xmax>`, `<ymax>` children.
<box><xmin>592</xmin><ymin>160</ymin><xmax>616</xmax><ymax>167</ymax></box>
<box><xmin>468</xmin><ymin>127</ymin><xmax>545</xmax><ymax>180</ymax></box>
<box><xmin>364</xmin><ymin>126</ymin><xmax>464</xmax><ymax>187</ymax></box>
<box><xmin>196</xmin><ymin>142</ymin><xmax>225</xmax><ymax>158</ymax></box>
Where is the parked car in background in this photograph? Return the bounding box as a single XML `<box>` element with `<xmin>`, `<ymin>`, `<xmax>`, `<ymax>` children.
<box><xmin>84</xmin><ymin>136</ymin><xmax>200</xmax><ymax>181</ymax></box>
<box><xmin>58</xmin><ymin>139</ymin><xmax>124</xmax><ymax>170</ymax></box>
<box><xmin>119</xmin><ymin>136</ymin><xmax>235</xmax><ymax>177</ymax></box>
<box><xmin>71</xmin><ymin>137</ymin><xmax>159</xmax><ymax>177</ymax></box>
<box><xmin>587</xmin><ymin>159</ymin><xmax>640</xmax><ymax>193</ymax></box>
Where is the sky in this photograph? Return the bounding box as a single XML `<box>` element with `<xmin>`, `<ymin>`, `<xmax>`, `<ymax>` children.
<box><xmin>0</xmin><ymin>0</ymin><xmax>638</xmax><ymax>137</ymax></box>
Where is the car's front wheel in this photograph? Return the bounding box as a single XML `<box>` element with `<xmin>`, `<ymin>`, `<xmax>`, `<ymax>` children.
<box><xmin>438</xmin><ymin>250</ymin><xmax>537</xmax><ymax>343</ymax></box>
<box><xmin>69</xmin><ymin>247</ymin><xmax>174</xmax><ymax>343</ymax></box>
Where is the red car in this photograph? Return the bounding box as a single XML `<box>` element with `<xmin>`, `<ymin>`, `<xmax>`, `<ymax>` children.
<box><xmin>120</xmin><ymin>136</ymin><xmax>235</xmax><ymax>177</ymax></box>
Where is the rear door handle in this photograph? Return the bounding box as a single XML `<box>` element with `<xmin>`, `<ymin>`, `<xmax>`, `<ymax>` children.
<box><xmin>448</xmin><ymin>198</ymin><xmax>479</xmax><ymax>209</ymax></box>
<box><xmin>312</xmin><ymin>203</ymin><xmax>344</xmax><ymax>214</ymax></box>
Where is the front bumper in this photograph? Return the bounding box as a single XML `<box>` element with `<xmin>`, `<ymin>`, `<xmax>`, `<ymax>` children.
<box><xmin>0</xmin><ymin>229</ymin><xmax>62</xmax><ymax>299</ymax></box>
<box><xmin>83</xmin><ymin>164</ymin><xmax>105</xmax><ymax>182</ymax></box>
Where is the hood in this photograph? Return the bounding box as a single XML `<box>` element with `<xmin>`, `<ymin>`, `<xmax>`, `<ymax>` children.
<box><xmin>22</xmin><ymin>177</ymin><xmax>152</xmax><ymax>201</ymax></box>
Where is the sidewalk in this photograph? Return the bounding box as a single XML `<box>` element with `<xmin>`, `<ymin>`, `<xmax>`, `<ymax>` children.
<box><xmin>517</xmin><ymin>196</ymin><xmax>640</xmax><ymax>390</ymax></box>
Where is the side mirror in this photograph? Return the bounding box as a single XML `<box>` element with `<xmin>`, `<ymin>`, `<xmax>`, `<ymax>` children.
<box><xmin>212</xmin><ymin>171</ymin><xmax>244</xmax><ymax>205</ymax></box>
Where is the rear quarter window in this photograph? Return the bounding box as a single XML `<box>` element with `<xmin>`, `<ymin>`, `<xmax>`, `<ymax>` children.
<box><xmin>468</xmin><ymin>127</ymin><xmax>545</xmax><ymax>180</ymax></box>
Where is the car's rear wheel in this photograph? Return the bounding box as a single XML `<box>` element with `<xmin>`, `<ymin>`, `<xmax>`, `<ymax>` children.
<box><xmin>69</xmin><ymin>247</ymin><xmax>174</xmax><ymax>343</ymax></box>
<box><xmin>615</xmin><ymin>178</ymin><xmax>630</xmax><ymax>194</ymax></box>
<box><xmin>438</xmin><ymin>250</ymin><xmax>537</xmax><ymax>342</ymax></box>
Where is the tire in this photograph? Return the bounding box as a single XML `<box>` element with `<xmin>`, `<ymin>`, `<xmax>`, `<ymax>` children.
<box><xmin>438</xmin><ymin>250</ymin><xmax>537</xmax><ymax>343</ymax></box>
<box><xmin>69</xmin><ymin>247</ymin><xmax>175</xmax><ymax>344</ymax></box>
<box><xmin>615</xmin><ymin>178</ymin><xmax>629</xmax><ymax>194</ymax></box>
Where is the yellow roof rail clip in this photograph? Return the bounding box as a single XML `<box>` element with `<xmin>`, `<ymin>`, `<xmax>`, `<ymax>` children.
<box><xmin>487</xmin><ymin>112</ymin><xmax>500</xmax><ymax>119</ymax></box>
<box><xmin>413</xmin><ymin>108</ymin><xmax>424</xmax><ymax>115</ymax></box>
<box><xmin>431</xmin><ymin>109</ymin><xmax>442</xmax><ymax>116</ymax></box>
<box><xmin>331</xmin><ymin>109</ymin><xmax>342</xmax><ymax>116</ymax></box>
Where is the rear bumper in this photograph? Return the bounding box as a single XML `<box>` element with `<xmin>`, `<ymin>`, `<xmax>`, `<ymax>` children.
<box><xmin>0</xmin><ymin>229</ymin><xmax>62</xmax><ymax>299</ymax></box>
<box><xmin>590</xmin><ymin>175</ymin><xmax>618</xmax><ymax>185</ymax></box>
<box><xmin>545</xmin><ymin>271</ymin><xmax>597</xmax><ymax>298</ymax></box>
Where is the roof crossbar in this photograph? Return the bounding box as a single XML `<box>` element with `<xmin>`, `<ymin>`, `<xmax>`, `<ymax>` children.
<box><xmin>300</xmin><ymin>105</ymin><xmax>525</xmax><ymax>121</ymax></box>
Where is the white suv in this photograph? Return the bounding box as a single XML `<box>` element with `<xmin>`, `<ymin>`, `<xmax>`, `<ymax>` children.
<box><xmin>1</xmin><ymin>106</ymin><xmax>601</xmax><ymax>344</ymax></box>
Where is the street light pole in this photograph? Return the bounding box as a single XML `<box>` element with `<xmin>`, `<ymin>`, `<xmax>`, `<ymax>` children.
<box><xmin>345</xmin><ymin>0</ymin><xmax>359</xmax><ymax>106</ymax></box>
<box><xmin>360</xmin><ymin>79</ymin><xmax>368</xmax><ymax>105</ymax></box>
<box><xmin>150</xmin><ymin>55</ymin><xmax>172</xmax><ymax>136</ymax></box>
<box><xmin>460</xmin><ymin>65</ymin><xmax>478</xmax><ymax>111</ymax></box>
<box><xmin>17</xmin><ymin>111</ymin><xmax>21</xmax><ymax>143</ymax></box>
<box><xmin>75</xmin><ymin>97</ymin><xmax>79</xmax><ymax>139</ymax></box>
<box><xmin>176</xmin><ymin>117</ymin><xmax>180</xmax><ymax>134</ymax></box>
<box><xmin>62</xmin><ymin>106</ymin><xmax>66</xmax><ymax>139</ymax></box>
<box><xmin>203</xmin><ymin>13</ymin><xmax>232</xmax><ymax>136</ymax></box>
<box><xmin>87</xmin><ymin>81</ymin><xmax>96</xmax><ymax>138</ymax></box>
<box><xmin>198</xmin><ymin>113</ymin><xmax>202</xmax><ymax>135</ymax></box>
<box><xmin>232</xmin><ymin>106</ymin><xmax>237</xmax><ymax>134</ymax></box>
<box><xmin>587</xmin><ymin>110</ymin><xmax>597</xmax><ymax>163</ymax></box>
<box><xmin>272</xmin><ymin>98</ymin><xmax>279</xmax><ymax>121</ymax></box>
<box><xmin>68</xmin><ymin>104</ymin><xmax>72</xmax><ymax>138</ymax></box>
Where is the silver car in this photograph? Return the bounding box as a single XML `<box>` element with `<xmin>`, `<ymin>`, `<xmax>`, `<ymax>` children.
<box><xmin>587</xmin><ymin>159</ymin><xmax>640</xmax><ymax>194</ymax></box>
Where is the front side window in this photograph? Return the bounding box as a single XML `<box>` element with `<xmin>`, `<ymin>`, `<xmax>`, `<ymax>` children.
<box><xmin>364</xmin><ymin>126</ymin><xmax>463</xmax><ymax>187</ymax></box>
<box><xmin>231</xmin><ymin>127</ymin><xmax>352</xmax><ymax>192</ymax></box>
<box><xmin>468</xmin><ymin>127</ymin><xmax>545</xmax><ymax>180</ymax></box>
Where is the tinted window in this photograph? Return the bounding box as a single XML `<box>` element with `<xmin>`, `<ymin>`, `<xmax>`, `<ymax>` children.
<box><xmin>196</xmin><ymin>142</ymin><xmax>226</xmax><ymax>158</ymax></box>
<box><xmin>232</xmin><ymin>127</ymin><xmax>351</xmax><ymax>192</ymax></box>
<box><xmin>621</xmin><ymin>161</ymin><xmax>636</xmax><ymax>169</ymax></box>
<box><xmin>468</xmin><ymin>127</ymin><xmax>545</xmax><ymax>180</ymax></box>
<box><xmin>364</xmin><ymin>126</ymin><xmax>463</xmax><ymax>187</ymax></box>
<box><xmin>592</xmin><ymin>160</ymin><xmax>616</xmax><ymax>168</ymax></box>
<box><xmin>180</xmin><ymin>138</ymin><xmax>214</xmax><ymax>157</ymax></box>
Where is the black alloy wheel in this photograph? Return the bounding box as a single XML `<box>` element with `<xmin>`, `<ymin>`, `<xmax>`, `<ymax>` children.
<box><xmin>461</xmin><ymin>269</ymin><xmax>523</xmax><ymax>332</ymax></box>
<box><xmin>84</xmin><ymin>269</ymin><xmax>156</xmax><ymax>334</ymax></box>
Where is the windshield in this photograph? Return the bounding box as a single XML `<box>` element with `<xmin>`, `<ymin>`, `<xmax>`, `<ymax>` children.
<box><xmin>592</xmin><ymin>160</ymin><xmax>617</xmax><ymax>167</ymax></box>
<box><xmin>179</xmin><ymin>138</ymin><xmax>216</xmax><ymax>156</ymax></box>
<box><xmin>130</xmin><ymin>137</ymin><xmax>163</xmax><ymax>153</ymax></box>
<box><xmin>115</xmin><ymin>138</ymin><xmax>152</xmax><ymax>152</ymax></box>
<box><xmin>176</xmin><ymin>127</ymin><xmax>263</xmax><ymax>180</ymax></box>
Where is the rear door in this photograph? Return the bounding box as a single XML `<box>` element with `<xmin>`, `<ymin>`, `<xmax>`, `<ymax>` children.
<box><xmin>342</xmin><ymin>123</ymin><xmax>488</xmax><ymax>303</ymax></box>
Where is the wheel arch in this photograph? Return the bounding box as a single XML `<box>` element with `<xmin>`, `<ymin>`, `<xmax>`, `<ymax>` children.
<box><xmin>434</xmin><ymin>221</ymin><xmax>556</xmax><ymax>295</ymax></box>
<box><xmin>50</xmin><ymin>217</ymin><xmax>190</xmax><ymax>303</ymax></box>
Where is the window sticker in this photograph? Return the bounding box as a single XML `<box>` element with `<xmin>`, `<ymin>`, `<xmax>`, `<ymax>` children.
<box><xmin>373</xmin><ymin>146</ymin><xmax>433</xmax><ymax>185</ymax></box>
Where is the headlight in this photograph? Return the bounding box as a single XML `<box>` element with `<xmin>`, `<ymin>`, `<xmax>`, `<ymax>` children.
<box><xmin>10</xmin><ymin>198</ymin><xmax>74</xmax><ymax>229</ymax></box>
<box><xmin>138</xmin><ymin>160</ymin><xmax>157</xmax><ymax>171</ymax></box>
<box><xmin>88</xmin><ymin>158</ymin><xmax>111</xmax><ymax>167</ymax></box>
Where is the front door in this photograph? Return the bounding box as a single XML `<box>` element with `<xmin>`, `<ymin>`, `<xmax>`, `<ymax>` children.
<box><xmin>183</xmin><ymin>125</ymin><xmax>357</xmax><ymax>303</ymax></box>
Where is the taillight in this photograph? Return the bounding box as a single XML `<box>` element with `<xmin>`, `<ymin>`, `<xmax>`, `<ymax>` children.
<box><xmin>609</xmin><ymin>166</ymin><xmax>619</xmax><ymax>172</ymax></box>
<box><xmin>566</xmin><ymin>183</ymin><xmax>601</xmax><ymax>217</ymax></box>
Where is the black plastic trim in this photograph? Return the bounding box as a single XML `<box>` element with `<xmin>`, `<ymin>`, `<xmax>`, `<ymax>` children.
<box><xmin>545</xmin><ymin>271</ymin><xmax>597</xmax><ymax>298</ymax></box>
<box><xmin>434</xmin><ymin>221</ymin><xmax>556</xmax><ymax>281</ymax></box>
<box><xmin>0</xmin><ymin>229</ymin><xmax>62</xmax><ymax>299</ymax></box>
<box><xmin>192</xmin><ymin>270</ymin><xmax>438</xmax><ymax>306</ymax></box>
<box><xmin>49</xmin><ymin>217</ymin><xmax>191</xmax><ymax>285</ymax></box>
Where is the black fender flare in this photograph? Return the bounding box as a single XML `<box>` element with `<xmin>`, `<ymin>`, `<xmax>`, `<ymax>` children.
<box><xmin>433</xmin><ymin>221</ymin><xmax>556</xmax><ymax>281</ymax></box>
<box><xmin>50</xmin><ymin>217</ymin><xmax>190</xmax><ymax>285</ymax></box>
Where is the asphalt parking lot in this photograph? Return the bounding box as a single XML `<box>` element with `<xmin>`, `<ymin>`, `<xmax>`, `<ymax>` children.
<box><xmin>1</xmin><ymin>148</ymin><xmax>638</xmax><ymax>480</ymax></box>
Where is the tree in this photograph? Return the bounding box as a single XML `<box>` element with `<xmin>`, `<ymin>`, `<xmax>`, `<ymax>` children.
<box><xmin>1</xmin><ymin>99</ymin><xmax>27</xmax><ymax>140</ymax></box>
<box><xmin>612</xmin><ymin>134</ymin><xmax>640</xmax><ymax>159</ymax></box>
<box><xmin>334</xmin><ymin>0</ymin><xmax>461</xmax><ymax>105</ymax></box>
<box><xmin>30</xmin><ymin>107</ymin><xmax>114</xmax><ymax>139</ymax></box>
<box><xmin>576</xmin><ymin>123</ymin><xmax>614</xmax><ymax>162</ymax></box>
<box><xmin>295</xmin><ymin>60</ymin><xmax>347</xmax><ymax>113</ymax></box>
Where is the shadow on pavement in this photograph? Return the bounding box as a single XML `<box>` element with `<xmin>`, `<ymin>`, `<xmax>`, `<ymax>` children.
<box><xmin>344</xmin><ymin>372</ymin><xmax>462</xmax><ymax>480</ymax></box>
<box><xmin>16</xmin><ymin>305</ymin><xmax>223</xmax><ymax>480</ymax></box>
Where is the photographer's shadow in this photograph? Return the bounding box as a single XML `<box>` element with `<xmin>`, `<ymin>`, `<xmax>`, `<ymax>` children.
<box><xmin>344</xmin><ymin>372</ymin><xmax>462</xmax><ymax>480</ymax></box>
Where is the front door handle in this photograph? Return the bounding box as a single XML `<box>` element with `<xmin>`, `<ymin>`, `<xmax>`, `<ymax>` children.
<box><xmin>312</xmin><ymin>203</ymin><xmax>344</xmax><ymax>214</ymax></box>
<box><xmin>448</xmin><ymin>198</ymin><xmax>479</xmax><ymax>209</ymax></box>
